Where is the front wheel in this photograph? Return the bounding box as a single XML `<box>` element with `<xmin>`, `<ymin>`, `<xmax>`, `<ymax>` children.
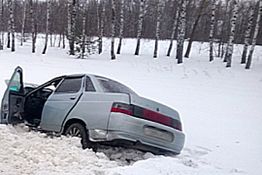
<box><xmin>64</xmin><ymin>123</ymin><xmax>91</xmax><ymax>149</ymax></box>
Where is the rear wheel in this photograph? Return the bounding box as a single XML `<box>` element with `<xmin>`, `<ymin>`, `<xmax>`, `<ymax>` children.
<box><xmin>64</xmin><ymin>123</ymin><xmax>91</xmax><ymax>149</ymax></box>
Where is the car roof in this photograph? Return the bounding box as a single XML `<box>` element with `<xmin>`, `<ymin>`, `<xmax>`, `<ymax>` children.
<box><xmin>61</xmin><ymin>74</ymin><xmax>107</xmax><ymax>79</ymax></box>
<box><xmin>64</xmin><ymin>74</ymin><xmax>86</xmax><ymax>78</ymax></box>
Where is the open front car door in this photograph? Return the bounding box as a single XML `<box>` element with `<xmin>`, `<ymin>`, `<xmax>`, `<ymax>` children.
<box><xmin>1</xmin><ymin>66</ymin><xmax>24</xmax><ymax>124</ymax></box>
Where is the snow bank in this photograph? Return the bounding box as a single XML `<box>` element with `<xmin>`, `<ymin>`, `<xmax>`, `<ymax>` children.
<box><xmin>0</xmin><ymin>125</ymin><xmax>118</xmax><ymax>175</ymax></box>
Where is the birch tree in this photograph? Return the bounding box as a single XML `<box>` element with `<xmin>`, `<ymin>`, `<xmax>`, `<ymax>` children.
<box><xmin>7</xmin><ymin>0</ymin><xmax>11</xmax><ymax>49</ymax></box>
<box><xmin>58</xmin><ymin>34</ymin><xmax>62</xmax><ymax>47</ymax></box>
<box><xmin>0</xmin><ymin>0</ymin><xmax>3</xmax><ymax>50</ymax></box>
<box><xmin>225</xmin><ymin>0</ymin><xmax>238</xmax><ymax>68</ymax></box>
<box><xmin>81</xmin><ymin>3</ymin><xmax>86</xmax><ymax>59</ymax></box>
<box><xmin>62</xmin><ymin>32</ymin><xmax>65</xmax><ymax>49</ymax></box>
<box><xmin>134</xmin><ymin>0</ymin><xmax>146</xmax><ymax>55</ymax></box>
<box><xmin>50</xmin><ymin>33</ymin><xmax>53</xmax><ymax>47</ymax></box>
<box><xmin>167</xmin><ymin>5</ymin><xmax>179</xmax><ymax>57</ymax></box>
<box><xmin>42</xmin><ymin>0</ymin><xmax>51</xmax><ymax>54</ymax></box>
<box><xmin>176</xmin><ymin>0</ymin><xmax>186</xmax><ymax>64</ymax></box>
<box><xmin>21</xmin><ymin>0</ymin><xmax>27</xmax><ymax>46</ymax></box>
<box><xmin>56</xmin><ymin>0</ymin><xmax>66</xmax><ymax>49</ymax></box>
<box><xmin>67</xmin><ymin>0</ymin><xmax>71</xmax><ymax>51</ymax></box>
<box><xmin>241</xmin><ymin>5</ymin><xmax>254</xmax><ymax>64</ymax></box>
<box><xmin>184</xmin><ymin>0</ymin><xmax>208</xmax><ymax>58</ymax></box>
<box><xmin>209</xmin><ymin>0</ymin><xmax>216</xmax><ymax>62</ymax></box>
<box><xmin>29</xmin><ymin>0</ymin><xmax>36</xmax><ymax>53</ymax></box>
<box><xmin>117</xmin><ymin>0</ymin><xmax>124</xmax><ymax>54</ymax></box>
<box><xmin>68</xmin><ymin>0</ymin><xmax>77</xmax><ymax>55</ymax></box>
<box><xmin>111</xmin><ymin>0</ymin><xmax>116</xmax><ymax>60</ymax></box>
<box><xmin>7</xmin><ymin>0</ymin><xmax>15</xmax><ymax>52</ymax></box>
<box><xmin>246</xmin><ymin>0</ymin><xmax>262</xmax><ymax>69</ymax></box>
<box><xmin>98</xmin><ymin>0</ymin><xmax>105</xmax><ymax>54</ymax></box>
<box><xmin>7</xmin><ymin>28</ymin><xmax>10</xmax><ymax>49</ymax></box>
<box><xmin>153</xmin><ymin>0</ymin><xmax>164</xmax><ymax>58</ymax></box>
<box><xmin>220</xmin><ymin>0</ymin><xmax>231</xmax><ymax>58</ymax></box>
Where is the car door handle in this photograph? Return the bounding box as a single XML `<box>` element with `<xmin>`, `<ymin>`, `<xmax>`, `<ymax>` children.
<box><xmin>70</xmin><ymin>96</ymin><xmax>76</xmax><ymax>100</ymax></box>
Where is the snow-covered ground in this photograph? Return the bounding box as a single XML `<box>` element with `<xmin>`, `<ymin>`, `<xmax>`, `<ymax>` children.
<box><xmin>0</xmin><ymin>38</ymin><xmax>261</xmax><ymax>175</ymax></box>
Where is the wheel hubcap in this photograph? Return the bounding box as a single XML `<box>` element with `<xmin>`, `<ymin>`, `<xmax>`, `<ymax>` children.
<box><xmin>68</xmin><ymin>127</ymin><xmax>81</xmax><ymax>137</ymax></box>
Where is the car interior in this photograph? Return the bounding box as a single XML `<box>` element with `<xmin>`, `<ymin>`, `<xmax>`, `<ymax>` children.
<box><xmin>23</xmin><ymin>79</ymin><xmax>62</xmax><ymax>126</ymax></box>
<box><xmin>8</xmin><ymin>90</ymin><xmax>25</xmax><ymax>124</ymax></box>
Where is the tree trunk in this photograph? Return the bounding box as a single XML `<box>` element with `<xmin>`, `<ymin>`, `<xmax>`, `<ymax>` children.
<box><xmin>50</xmin><ymin>33</ymin><xmax>53</xmax><ymax>47</ymax></box>
<box><xmin>7</xmin><ymin>0</ymin><xmax>15</xmax><ymax>52</ymax></box>
<box><xmin>0</xmin><ymin>0</ymin><xmax>3</xmax><ymax>50</ymax></box>
<box><xmin>117</xmin><ymin>0</ymin><xmax>124</xmax><ymax>54</ymax></box>
<box><xmin>53</xmin><ymin>34</ymin><xmax>57</xmax><ymax>47</ymax></box>
<box><xmin>42</xmin><ymin>0</ymin><xmax>50</xmax><ymax>54</ymax></box>
<box><xmin>67</xmin><ymin>0</ymin><xmax>71</xmax><ymax>50</ymax></box>
<box><xmin>7</xmin><ymin>0</ymin><xmax>11</xmax><ymax>49</ymax></box>
<box><xmin>0</xmin><ymin>0</ymin><xmax>2</xmax><ymax>48</ymax></box>
<box><xmin>209</xmin><ymin>0</ymin><xmax>216</xmax><ymax>62</ymax></box>
<box><xmin>33</xmin><ymin>22</ymin><xmax>37</xmax><ymax>53</ymax></box>
<box><xmin>29</xmin><ymin>0</ymin><xmax>36</xmax><ymax>53</ymax></box>
<box><xmin>111</xmin><ymin>0</ymin><xmax>116</xmax><ymax>60</ymax></box>
<box><xmin>68</xmin><ymin>0</ymin><xmax>76</xmax><ymax>55</ymax></box>
<box><xmin>184</xmin><ymin>0</ymin><xmax>207</xmax><ymax>58</ymax></box>
<box><xmin>218</xmin><ymin>41</ymin><xmax>222</xmax><ymax>57</ymax></box>
<box><xmin>153</xmin><ymin>0</ymin><xmax>164</xmax><ymax>58</ymax></box>
<box><xmin>98</xmin><ymin>0</ymin><xmax>105</xmax><ymax>54</ymax></box>
<box><xmin>225</xmin><ymin>0</ymin><xmax>238</xmax><ymax>68</ymax></box>
<box><xmin>135</xmin><ymin>0</ymin><xmax>146</xmax><ymax>55</ymax></box>
<box><xmin>21</xmin><ymin>0</ymin><xmax>26</xmax><ymax>46</ymax></box>
<box><xmin>241</xmin><ymin>5</ymin><xmax>254</xmax><ymax>64</ymax></box>
<box><xmin>62</xmin><ymin>31</ymin><xmax>65</xmax><ymax>49</ymax></box>
<box><xmin>7</xmin><ymin>32</ymin><xmax>10</xmax><ymax>48</ymax></box>
<box><xmin>167</xmin><ymin>5</ymin><xmax>179</xmax><ymax>57</ymax></box>
<box><xmin>176</xmin><ymin>0</ymin><xmax>186</xmax><ymax>64</ymax></box>
<box><xmin>69</xmin><ymin>0</ymin><xmax>76</xmax><ymax>55</ymax></box>
<box><xmin>218</xmin><ymin>0</ymin><xmax>230</xmax><ymax>58</ymax></box>
<box><xmin>246</xmin><ymin>0</ymin><xmax>262</xmax><ymax>69</ymax></box>
<box><xmin>58</xmin><ymin>33</ymin><xmax>61</xmax><ymax>47</ymax></box>
<box><xmin>81</xmin><ymin>4</ymin><xmax>86</xmax><ymax>59</ymax></box>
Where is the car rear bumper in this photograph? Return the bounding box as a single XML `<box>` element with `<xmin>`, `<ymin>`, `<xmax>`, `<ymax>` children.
<box><xmin>90</xmin><ymin>113</ymin><xmax>185</xmax><ymax>154</ymax></box>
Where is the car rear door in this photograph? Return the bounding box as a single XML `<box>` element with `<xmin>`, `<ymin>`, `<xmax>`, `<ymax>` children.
<box><xmin>40</xmin><ymin>76</ymin><xmax>84</xmax><ymax>132</ymax></box>
<box><xmin>1</xmin><ymin>66</ymin><xmax>24</xmax><ymax>124</ymax></box>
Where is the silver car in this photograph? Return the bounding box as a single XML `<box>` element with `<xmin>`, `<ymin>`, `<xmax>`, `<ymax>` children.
<box><xmin>1</xmin><ymin>66</ymin><xmax>185</xmax><ymax>154</ymax></box>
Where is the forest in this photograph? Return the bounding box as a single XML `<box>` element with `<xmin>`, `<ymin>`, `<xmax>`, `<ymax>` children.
<box><xmin>0</xmin><ymin>0</ymin><xmax>261</xmax><ymax>69</ymax></box>
<box><xmin>0</xmin><ymin>1</ymin><xmax>261</xmax><ymax>174</ymax></box>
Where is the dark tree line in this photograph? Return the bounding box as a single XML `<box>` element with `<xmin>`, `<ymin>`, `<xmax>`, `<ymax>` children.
<box><xmin>0</xmin><ymin>0</ymin><xmax>261</xmax><ymax>69</ymax></box>
<box><xmin>0</xmin><ymin>0</ymin><xmax>261</xmax><ymax>42</ymax></box>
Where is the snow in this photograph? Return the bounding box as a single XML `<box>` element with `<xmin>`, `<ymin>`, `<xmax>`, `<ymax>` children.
<box><xmin>0</xmin><ymin>125</ymin><xmax>118</xmax><ymax>175</ymax></box>
<box><xmin>0</xmin><ymin>38</ymin><xmax>262</xmax><ymax>175</ymax></box>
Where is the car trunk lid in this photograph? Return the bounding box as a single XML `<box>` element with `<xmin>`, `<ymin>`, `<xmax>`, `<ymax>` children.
<box><xmin>130</xmin><ymin>95</ymin><xmax>180</xmax><ymax>121</ymax></box>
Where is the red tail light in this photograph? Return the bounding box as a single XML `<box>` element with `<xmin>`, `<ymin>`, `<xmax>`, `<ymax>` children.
<box><xmin>142</xmin><ymin>108</ymin><xmax>182</xmax><ymax>131</ymax></box>
<box><xmin>143</xmin><ymin>109</ymin><xmax>173</xmax><ymax>128</ymax></box>
<box><xmin>111</xmin><ymin>103</ymin><xmax>182</xmax><ymax>131</ymax></box>
<box><xmin>111</xmin><ymin>103</ymin><xmax>133</xmax><ymax>116</ymax></box>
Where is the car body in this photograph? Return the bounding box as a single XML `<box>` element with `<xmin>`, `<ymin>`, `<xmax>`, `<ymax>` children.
<box><xmin>1</xmin><ymin>66</ymin><xmax>185</xmax><ymax>154</ymax></box>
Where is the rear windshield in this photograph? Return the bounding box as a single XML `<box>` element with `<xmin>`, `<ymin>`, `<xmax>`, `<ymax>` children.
<box><xmin>96</xmin><ymin>76</ymin><xmax>136</xmax><ymax>95</ymax></box>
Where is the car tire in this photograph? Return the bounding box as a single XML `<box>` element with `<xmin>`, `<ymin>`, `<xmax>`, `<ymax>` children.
<box><xmin>64</xmin><ymin>123</ymin><xmax>91</xmax><ymax>149</ymax></box>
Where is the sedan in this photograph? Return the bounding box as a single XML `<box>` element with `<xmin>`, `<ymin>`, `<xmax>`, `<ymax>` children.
<box><xmin>1</xmin><ymin>66</ymin><xmax>185</xmax><ymax>154</ymax></box>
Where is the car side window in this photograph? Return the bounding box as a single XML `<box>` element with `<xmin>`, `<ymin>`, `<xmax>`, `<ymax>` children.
<box><xmin>97</xmin><ymin>77</ymin><xmax>136</xmax><ymax>95</ymax></box>
<box><xmin>85</xmin><ymin>76</ymin><xmax>96</xmax><ymax>92</ymax></box>
<box><xmin>9</xmin><ymin>71</ymin><xmax>22</xmax><ymax>92</ymax></box>
<box><xmin>55</xmin><ymin>77</ymin><xmax>82</xmax><ymax>93</ymax></box>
